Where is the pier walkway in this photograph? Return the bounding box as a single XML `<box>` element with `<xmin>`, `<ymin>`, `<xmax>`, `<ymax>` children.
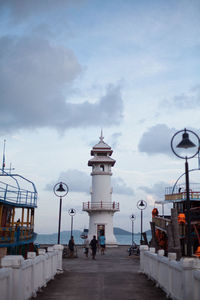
<box><xmin>34</xmin><ymin>246</ymin><xmax>167</xmax><ymax>300</ymax></box>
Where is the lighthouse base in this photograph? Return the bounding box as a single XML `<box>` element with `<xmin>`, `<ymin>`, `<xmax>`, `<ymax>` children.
<box><xmin>88</xmin><ymin>211</ymin><xmax>118</xmax><ymax>246</ymax></box>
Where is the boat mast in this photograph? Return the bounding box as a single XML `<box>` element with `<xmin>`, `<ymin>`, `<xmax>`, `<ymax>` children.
<box><xmin>2</xmin><ymin>139</ymin><xmax>6</xmax><ymax>173</ymax></box>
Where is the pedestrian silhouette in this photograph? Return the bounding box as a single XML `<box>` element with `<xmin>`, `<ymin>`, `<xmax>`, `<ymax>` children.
<box><xmin>90</xmin><ymin>235</ymin><xmax>98</xmax><ymax>259</ymax></box>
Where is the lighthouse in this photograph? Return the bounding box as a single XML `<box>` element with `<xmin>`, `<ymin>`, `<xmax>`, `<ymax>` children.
<box><xmin>82</xmin><ymin>132</ymin><xmax>119</xmax><ymax>246</ymax></box>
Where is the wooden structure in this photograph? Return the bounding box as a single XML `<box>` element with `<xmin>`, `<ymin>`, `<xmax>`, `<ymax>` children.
<box><xmin>151</xmin><ymin>183</ymin><xmax>200</xmax><ymax>257</ymax></box>
<box><xmin>0</xmin><ymin>171</ymin><xmax>37</xmax><ymax>257</ymax></box>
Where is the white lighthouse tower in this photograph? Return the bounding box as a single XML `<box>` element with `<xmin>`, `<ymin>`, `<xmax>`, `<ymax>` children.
<box><xmin>82</xmin><ymin>132</ymin><xmax>119</xmax><ymax>246</ymax></box>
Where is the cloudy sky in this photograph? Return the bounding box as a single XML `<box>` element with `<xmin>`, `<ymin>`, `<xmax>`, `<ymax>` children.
<box><xmin>1</xmin><ymin>0</ymin><xmax>200</xmax><ymax>234</ymax></box>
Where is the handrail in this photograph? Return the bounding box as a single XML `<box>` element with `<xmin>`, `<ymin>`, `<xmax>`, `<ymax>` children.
<box><xmin>0</xmin><ymin>173</ymin><xmax>37</xmax><ymax>207</ymax></box>
<box><xmin>165</xmin><ymin>183</ymin><xmax>200</xmax><ymax>195</ymax></box>
<box><xmin>170</xmin><ymin>168</ymin><xmax>200</xmax><ymax>194</ymax></box>
<box><xmin>0</xmin><ymin>226</ymin><xmax>34</xmax><ymax>244</ymax></box>
<box><xmin>0</xmin><ymin>171</ymin><xmax>37</xmax><ymax>194</ymax></box>
<box><xmin>82</xmin><ymin>201</ymin><xmax>119</xmax><ymax>211</ymax></box>
<box><xmin>165</xmin><ymin>191</ymin><xmax>200</xmax><ymax>202</ymax></box>
<box><xmin>11</xmin><ymin>173</ymin><xmax>37</xmax><ymax>195</ymax></box>
<box><xmin>0</xmin><ymin>169</ymin><xmax>20</xmax><ymax>190</ymax></box>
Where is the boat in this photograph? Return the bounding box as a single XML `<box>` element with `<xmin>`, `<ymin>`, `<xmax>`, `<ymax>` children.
<box><xmin>0</xmin><ymin>168</ymin><xmax>38</xmax><ymax>258</ymax></box>
<box><xmin>151</xmin><ymin>182</ymin><xmax>200</xmax><ymax>257</ymax></box>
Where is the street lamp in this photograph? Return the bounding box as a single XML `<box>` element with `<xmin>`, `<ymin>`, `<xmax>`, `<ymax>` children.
<box><xmin>171</xmin><ymin>128</ymin><xmax>200</xmax><ymax>256</ymax></box>
<box><xmin>54</xmin><ymin>182</ymin><xmax>69</xmax><ymax>244</ymax></box>
<box><xmin>68</xmin><ymin>208</ymin><xmax>76</xmax><ymax>239</ymax></box>
<box><xmin>129</xmin><ymin>214</ymin><xmax>136</xmax><ymax>246</ymax></box>
<box><xmin>137</xmin><ymin>200</ymin><xmax>147</xmax><ymax>245</ymax></box>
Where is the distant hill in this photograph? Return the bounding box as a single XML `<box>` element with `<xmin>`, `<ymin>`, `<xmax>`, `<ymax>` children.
<box><xmin>113</xmin><ymin>227</ymin><xmax>151</xmax><ymax>235</ymax></box>
<box><xmin>145</xmin><ymin>230</ymin><xmax>151</xmax><ymax>235</ymax></box>
<box><xmin>114</xmin><ymin>227</ymin><xmax>131</xmax><ymax>235</ymax></box>
<box><xmin>37</xmin><ymin>230</ymin><xmax>81</xmax><ymax>238</ymax></box>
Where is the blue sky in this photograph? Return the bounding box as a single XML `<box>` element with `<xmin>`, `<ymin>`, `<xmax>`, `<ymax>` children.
<box><xmin>0</xmin><ymin>0</ymin><xmax>200</xmax><ymax>234</ymax></box>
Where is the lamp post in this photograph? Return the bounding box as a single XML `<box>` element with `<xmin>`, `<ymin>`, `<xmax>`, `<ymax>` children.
<box><xmin>54</xmin><ymin>182</ymin><xmax>69</xmax><ymax>244</ymax></box>
<box><xmin>130</xmin><ymin>214</ymin><xmax>136</xmax><ymax>246</ymax></box>
<box><xmin>171</xmin><ymin>128</ymin><xmax>200</xmax><ymax>256</ymax></box>
<box><xmin>68</xmin><ymin>208</ymin><xmax>76</xmax><ymax>238</ymax></box>
<box><xmin>137</xmin><ymin>200</ymin><xmax>147</xmax><ymax>245</ymax></box>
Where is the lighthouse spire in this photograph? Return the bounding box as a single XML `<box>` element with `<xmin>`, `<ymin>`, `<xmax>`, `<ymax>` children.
<box><xmin>100</xmin><ymin>129</ymin><xmax>104</xmax><ymax>142</ymax></box>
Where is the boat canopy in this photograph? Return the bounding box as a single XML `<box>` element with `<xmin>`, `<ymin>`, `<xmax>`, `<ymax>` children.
<box><xmin>0</xmin><ymin>170</ymin><xmax>37</xmax><ymax>208</ymax></box>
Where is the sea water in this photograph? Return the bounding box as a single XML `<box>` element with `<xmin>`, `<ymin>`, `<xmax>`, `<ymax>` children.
<box><xmin>35</xmin><ymin>232</ymin><xmax>151</xmax><ymax>246</ymax></box>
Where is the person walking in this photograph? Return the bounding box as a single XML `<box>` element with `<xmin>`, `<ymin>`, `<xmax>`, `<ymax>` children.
<box><xmin>68</xmin><ymin>236</ymin><xmax>75</xmax><ymax>258</ymax></box>
<box><xmin>90</xmin><ymin>235</ymin><xmax>98</xmax><ymax>260</ymax></box>
<box><xmin>99</xmin><ymin>233</ymin><xmax>106</xmax><ymax>255</ymax></box>
<box><xmin>83</xmin><ymin>236</ymin><xmax>89</xmax><ymax>257</ymax></box>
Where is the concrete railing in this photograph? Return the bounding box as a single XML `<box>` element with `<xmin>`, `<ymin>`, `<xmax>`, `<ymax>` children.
<box><xmin>140</xmin><ymin>245</ymin><xmax>200</xmax><ymax>300</ymax></box>
<box><xmin>0</xmin><ymin>244</ymin><xmax>63</xmax><ymax>300</ymax></box>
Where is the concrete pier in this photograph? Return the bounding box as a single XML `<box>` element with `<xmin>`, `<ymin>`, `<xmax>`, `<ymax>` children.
<box><xmin>33</xmin><ymin>246</ymin><xmax>168</xmax><ymax>300</ymax></box>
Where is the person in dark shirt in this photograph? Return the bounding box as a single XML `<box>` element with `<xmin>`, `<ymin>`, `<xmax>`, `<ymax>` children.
<box><xmin>68</xmin><ymin>236</ymin><xmax>75</xmax><ymax>257</ymax></box>
<box><xmin>90</xmin><ymin>235</ymin><xmax>98</xmax><ymax>259</ymax></box>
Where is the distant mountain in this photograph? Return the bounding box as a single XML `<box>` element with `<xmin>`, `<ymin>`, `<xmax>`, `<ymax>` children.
<box><xmin>114</xmin><ymin>227</ymin><xmax>152</xmax><ymax>236</ymax></box>
<box><xmin>37</xmin><ymin>230</ymin><xmax>81</xmax><ymax>237</ymax></box>
<box><xmin>114</xmin><ymin>227</ymin><xmax>131</xmax><ymax>235</ymax></box>
<box><xmin>145</xmin><ymin>230</ymin><xmax>151</xmax><ymax>235</ymax></box>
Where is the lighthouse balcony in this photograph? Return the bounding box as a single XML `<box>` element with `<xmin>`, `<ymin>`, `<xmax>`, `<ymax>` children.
<box><xmin>82</xmin><ymin>201</ymin><xmax>119</xmax><ymax>212</ymax></box>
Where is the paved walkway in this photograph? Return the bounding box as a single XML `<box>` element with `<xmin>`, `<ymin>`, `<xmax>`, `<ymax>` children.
<box><xmin>34</xmin><ymin>246</ymin><xmax>168</xmax><ymax>300</ymax></box>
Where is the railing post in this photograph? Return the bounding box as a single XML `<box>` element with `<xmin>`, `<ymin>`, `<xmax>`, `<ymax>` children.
<box><xmin>17</xmin><ymin>190</ymin><xmax>19</xmax><ymax>204</ymax></box>
<box><xmin>33</xmin><ymin>193</ymin><xmax>37</xmax><ymax>205</ymax></box>
<box><xmin>19</xmin><ymin>191</ymin><xmax>21</xmax><ymax>204</ymax></box>
<box><xmin>26</xmin><ymin>190</ymin><xmax>28</xmax><ymax>205</ymax></box>
<box><xmin>29</xmin><ymin>192</ymin><xmax>31</xmax><ymax>205</ymax></box>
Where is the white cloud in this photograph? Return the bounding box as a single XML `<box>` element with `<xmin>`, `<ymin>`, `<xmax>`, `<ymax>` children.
<box><xmin>45</xmin><ymin>169</ymin><xmax>134</xmax><ymax>195</ymax></box>
<box><xmin>138</xmin><ymin>124</ymin><xmax>175</xmax><ymax>155</ymax></box>
<box><xmin>110</xmin><ymin>132</ymin><xmax>122</xmax><ymax>148</ymax></box>
<box><xmin>0</xmin><ymin>34</ymin><xmax>124</xmax><ymax>134</ymax></box>
<box><xmin>139</xmin><ymin>181</ymin><xmax>168</xmax><ymax>202</ymax></box>
<box><xmin>0</xmin><ymin>0</ymin><xmax>80</xmax><ymax>24</ymax></box>
<box><xmin>162</xmin><ymin>85</ymin><xmax>200</xmax><ymax>110</ymax></box>
<box><xmin>112</xmin><ymin>177</ymin><xmax>134</xmax><ymax>195</ymax></box>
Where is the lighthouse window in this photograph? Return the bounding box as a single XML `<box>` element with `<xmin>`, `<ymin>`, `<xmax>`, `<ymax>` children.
<box><xmin>100</xmin><ymin>164</ymin><xmax>104</xmax><ymax>171</ymax></box>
